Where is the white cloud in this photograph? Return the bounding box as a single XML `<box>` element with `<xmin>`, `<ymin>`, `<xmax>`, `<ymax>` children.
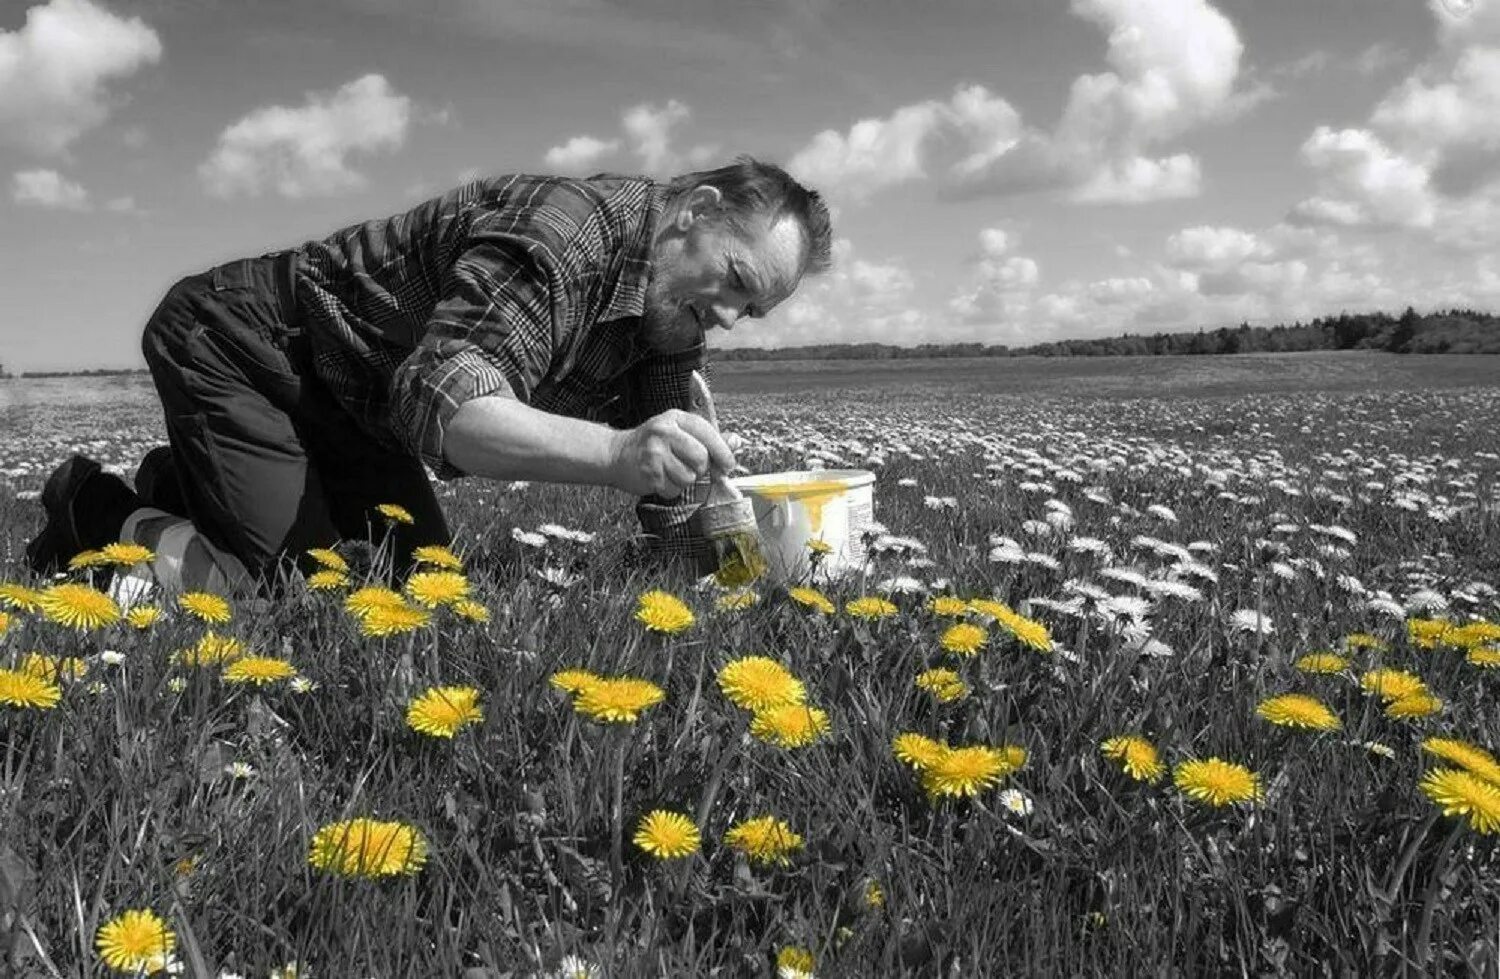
<box><xmin>1291</xmin><ymin>126</ymin><xmax>1436</xmax><ymax>228</ymax></box>
<box><xmin>791</xmin><ymin>0</ymin><xmax>1249</xmax><ymax>206</ymax></box>
<box><xmin>621</xmin><ymin>100</ymin><xmax>718</xmax><ymax>175</ymax></box>
<box><xmin>12</xmin><ymin>168</ymin><xmax>89</xmax><ymax>209</ymax></box>
<box><xmin>198</xmin><ymin>74</ymin><xmax>411</xmax><ymax>199</ymax></box>
<box><xmin>0</xmin><ymin>0</ymin><xmax>162</xmax><ymax>156</ymax></box>
<box><xmin>103</xmin><ymin>194</ymin><xmax>143</xmax><ymax>215</ymax></box>
<box><xmin>543</xmin><ymin>135</ymin><xmax>622</xmax><ymax>172</ymax></box>
<box><xmin>1071</xmin><ymin>153</ymin><xmax>1200</xmax><ymax>204</ymax></box>
<box><xmin>782</xmin><ymin>81</ymin><xmax>1022</xmax><ymax>200</ymax></box>
<box><xmin>1165</xmin><ymin>225</ymin><xmax>1267</xmax><ymax>268</ymax></box>
<box><xmin>786</xmin><ymin>99</ymin><xmax>951</xmax><ymax>202</ymax></box>
<box><xmin>539</xmin><ymin>100</ymin><xmax>718</xmax><ymax>178</ymax></box>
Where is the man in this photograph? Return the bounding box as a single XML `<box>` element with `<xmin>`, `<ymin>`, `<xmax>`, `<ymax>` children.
<box><xmin>25</xmin><ymin>156</ymin><xmax>832</xmax><ymax>594</ymax></box>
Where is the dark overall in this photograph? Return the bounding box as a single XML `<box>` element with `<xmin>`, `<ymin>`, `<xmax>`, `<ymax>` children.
<box><xmin>139</xmin><ymin>252</ymin><xmax>449</xmax><ymax>584</ymax></box>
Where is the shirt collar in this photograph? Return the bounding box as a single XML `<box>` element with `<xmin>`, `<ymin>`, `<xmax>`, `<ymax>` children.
<box><xmin>595</xmin><ymin>178</ymin><xmax>667</xmax><ymax>326</ymax></box>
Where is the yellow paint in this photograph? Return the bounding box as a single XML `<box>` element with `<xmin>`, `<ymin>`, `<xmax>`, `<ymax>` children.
<box><xmin>745</xmin><ymin>478</ymin><xmax>848</xmax><ymax>535</ymax></box>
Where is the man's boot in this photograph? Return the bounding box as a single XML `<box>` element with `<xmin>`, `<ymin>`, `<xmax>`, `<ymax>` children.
<box><xmin>24</xmin><ymin>455</ymin><xmax>142</xmax><ymax>576</ymax></box>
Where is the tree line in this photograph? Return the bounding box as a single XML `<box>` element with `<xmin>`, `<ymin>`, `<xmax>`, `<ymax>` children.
<box><xmin>715</xmin><ymin>307</ymin><xmax>1500</xmax><ymax>360</ymax></box>
<box><xmin>3</xmin><ymin>308</ymin><xmax>1496</xmax><ymax>378</ymax></box>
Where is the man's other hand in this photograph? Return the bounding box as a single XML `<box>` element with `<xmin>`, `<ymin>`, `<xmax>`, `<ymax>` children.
<box><xmin>610</xmin><ymin>409</ymin><xmax>737</xmax><ymax>498</ymax></box>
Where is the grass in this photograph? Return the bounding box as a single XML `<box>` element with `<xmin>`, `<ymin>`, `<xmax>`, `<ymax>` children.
<box><xmin>1</xmin><ymin>357</ymin><xmax>1498</xmax><ymax>977</ymax></box>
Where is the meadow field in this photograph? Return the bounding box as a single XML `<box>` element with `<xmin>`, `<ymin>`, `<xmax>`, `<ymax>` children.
<box><xmin>1</xmin><ymin>352</ymin><xmax>1498</xmax><ymax>977</ymax></box>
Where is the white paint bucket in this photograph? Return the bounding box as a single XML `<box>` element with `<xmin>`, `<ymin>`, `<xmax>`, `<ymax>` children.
<box><xmin>728</xmin><ymin>469</ymin><xmax>877</xmax><ymax>584</ymax></box>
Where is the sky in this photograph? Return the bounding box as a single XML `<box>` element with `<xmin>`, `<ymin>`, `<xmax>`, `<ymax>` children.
<box><xmin>3</xmin><ymin>0</ymin><xmax>1500</xmax><ymax>371</ymax></box>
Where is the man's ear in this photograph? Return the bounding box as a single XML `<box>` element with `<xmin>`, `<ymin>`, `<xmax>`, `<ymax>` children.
<box><xmin>677</xmin><ymin>185</ymin><xmax>723</xmax><ymax>230</ymax></box>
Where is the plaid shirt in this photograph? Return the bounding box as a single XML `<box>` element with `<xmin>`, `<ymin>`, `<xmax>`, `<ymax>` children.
<box><xmin>292</xmin><ymin>172</ymin><xmax>705</xmax><ymax>482</ymax></box>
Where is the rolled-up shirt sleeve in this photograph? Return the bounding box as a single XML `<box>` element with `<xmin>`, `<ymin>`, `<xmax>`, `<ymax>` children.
<box><xmin>388</xmin><ymin>237</ymin><xmax>563</xmax><ymax>478</ymax></box>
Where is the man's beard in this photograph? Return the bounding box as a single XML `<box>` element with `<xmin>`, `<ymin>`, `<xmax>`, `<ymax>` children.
<box><xmin>641</xmin><ymin>290</ymin><xmax>702</xmax><ymax>354</ymax></box>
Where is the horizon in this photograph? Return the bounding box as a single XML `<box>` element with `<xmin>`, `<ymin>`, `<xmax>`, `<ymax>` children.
<box><xmin>7</xmin><ymin>0</ymin><xmax>1500</xmax><ymax>372</ymax></box>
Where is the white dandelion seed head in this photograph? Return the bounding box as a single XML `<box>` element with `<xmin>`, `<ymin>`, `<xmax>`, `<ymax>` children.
<box><xmin>1403</xmin><ymin>589</ymin><xmax>1449</xmax><ymax>615</ymax></box>
<box><xmin>896</xmin><ymin>477</ymin><xmax>918</xmax><ymax>488</ymax></box>
<box><xmin>98</xmin><ymin>650</ymin><xmax>126</xmax><ymax>666</ymax></box>
<box><xmin>511</xmin><ymin>528</ymin><xmax>549</xmax><ymax>548</ymax></box>
<box><xmin>1228</xmin><ymin>608</ymin><xmax>1275</xmax><ymax>635</ymax></box>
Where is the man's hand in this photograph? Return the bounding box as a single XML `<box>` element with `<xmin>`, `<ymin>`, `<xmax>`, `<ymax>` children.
<box><xmin>609</xmin><ymin>409</ymin><xmax>737</xmax><ymax>498</ymax></box>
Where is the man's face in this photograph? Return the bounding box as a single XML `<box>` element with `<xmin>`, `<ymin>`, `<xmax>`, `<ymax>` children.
<box><xmin>643</xmin><ymin>186</ymin><xmax>805</xmax><ymax>353</ymax></box>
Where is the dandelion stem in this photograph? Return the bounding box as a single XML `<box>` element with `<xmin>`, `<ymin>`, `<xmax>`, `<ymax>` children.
<box><xmin>609</xmin><ymin>732</ymin><xmax>627</xmax><ymax>892</ymax></box>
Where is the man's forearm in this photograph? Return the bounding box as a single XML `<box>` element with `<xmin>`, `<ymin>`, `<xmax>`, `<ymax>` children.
<box><xmin>444</xmin><ymin>395</ymin><xmax>622</xmax><ymax>487</ymax></box>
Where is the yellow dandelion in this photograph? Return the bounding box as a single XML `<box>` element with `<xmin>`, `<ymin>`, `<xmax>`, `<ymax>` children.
<box><xmin>0</xmin><ymin>668</ymin><xmax>63</xmax><ymax>710</ymax></box>
<box><xmin>1408</xmin><ymin>618</ymin><xmax>1459</xmax><ymax>650</ymax></box>
<box><xmin>68</xmin><ymin>549</ymin><xmax>110</xmax><ymax>570</ymax></box>
<box><xmin>939</xmin><ymin>622</ymin><xmax>987</xmax><ymax>657</ymax></box>
<box><xmin>1101</xmin><ymin>735</ymin><xmax>1167</xmax><ymax>783</ymax></box>
<box><xmin>174</xmin><ymin>631</ymin><xmax>246</xmax><ymax>667</ymax></box>
<box><xmin>1453</xmin><ymin>621</ymin><xmax>1500</xmax><ymax>649</ymax></box>
<box><xmin>406</xmin><ymin>686</ymin><xmax>483</xmax><ymax>738</ymax></box>
<box><xmin>376</xmin><ymin>503</ymin><xmax>415</xmax><ymax>525</ymax></box>
<box><xmin>38</xmin><ymin>583</ymin><xmax>120</xmax><ymax>630</ymax></box>
<box><xmin>22</xmin><ymin>653</ymin><xmax>88</xmax><ymax>683</ymax></box>
<box><xmin>221</xmin><ymin>656</ymin><xmax>297</xmax><ymax>686</ymax></box>
<box><xmin>574</xmin><ymin>676</ymin><xmax>665</xmax><ymax>723</ymax></box>
<box><xmin>1419</xmin><ymin>768</ymin><xmax>1500</xmax><ymax>834</ymax></box>
<box><xmin>718</xmin><ymin>656</ymin><xmax>806</xmax><ymax>712</ymax></box>
<box><xmin>100</xmin><ymin>542</ymin><xmax>154</xmax><ymax>566</ymax></box>
<box><xmin>1422</xmin><ymin>737</ymin><xmax>1500</xmax><ymax>786</ymax></box>
<box><xmin>411</xmin><ymin>544</ymin><xmax>464</xmax><ymax>570</ymax></box>
<box><xmin>95</xmin><ymin>908</ymin><xmax>176</xmax><ymax>974</ymax></box>
<box><xmin>306</xmin><ymin>547</ymin><xmax>349</xmax><ymax>572</ymax></box>
<box><xmin>306</xmin><ymin>569</ymin><xmax>349</xmax><ymax>591</ymax></box>
<box><xmin>358</xmin><ymin>602</ymin><xmax>431</xmax><ymax>637</ymax></box>
<box><xmin>966</xmin><ymin>597</ymin><xmax>1012</xmax><ymax>620</ymax></box>
<box><xmin>1360</xmin><ymin>668</ymin><xmax>1427</xmax><ymax>703</ymax></box>
<box><xmin>1255</xmin><ymin>693</ymin><xmax>1341</xmax><ymax>731</ymax></box>
<box><xmin>892</xmin><ymin>732</ymin><xmax>948</xmax><ymax>770</ymax></box>
<box><xmin>344</xmin><ymin>586</ymin><xmax>409</xmax><ymax>617</ymax></box>
<box><xmin>633</xmin><ymin>810</ymin><xmax>701</xmax><ymax>860</ymax></box>
<box><xmin>777</xmin><ymin>947</ymin><xmax>816</xmax><ymax>975</ymax></box>
<box><xmin>863</xmin><ymin>879</ymin><xmax>885</xmax><ymax>909</ymax></box>
<box><xmin>994</xmin><ymin>607</ymin><xmax>1053</xmax><ymax>653</ymax></box>
<box><xmin>918</xmin><ymin>743</ymin><xmax>1026</xmax><ymax>797</ymax></box>
<box><xmin>451</xmin><ymin>598</ymin><xmax>491</xmax><ymax>623</ymax></box>
<box><xmin>308</xmin><ymin>818</ymin><xmax>428</xmax><ymax>878</ymax></box>
<box><xmin>178</xmin><ymin>591</ymin><xmax>231</xmax><ymax>625</ymax></box>
<box><xmin>1294</xmin><ymin>652</ymin><xmax>1349</xmax><ymax>674</ymax></box>
<box><xmin>0</xmin><ymin>583</ymin><xmax>42</xmax><ymax>612</ymax></box>
<box><xmin>635</xmin><ymin>589</ymin><xmax>695</xmax><ymax>634</ymax></box>
<box><xmin>915</xmin><ymin>667</ymin><xmax>969</xmax><ymax>702</ymax></box>
<box><xmin>846</xmin><ymin>596</ymin><xmax>898</xmax><ymax>620</ymax></box>
<box><xmin>927</xmin><ymin>595</ymin><xmax>970</xmax><ymax>617</ymax></box>
<box><xmin>404</xmin><ymin>571</ymin><xmax>470</xmax><ymax>608</ymax></box>
<box><xmin>921</xmin><ymin>744</ymin><xmax>1026</xmax><ymax>800</ymax></box>
<box><xmin>806</xmin><ymin>538</ymin><xmax>833</xmax><ymax>555</ymax></box>
<box><xmin>716</xmin><ymin>589</ymin><xmax>759</xmax><ymax>613</ymax></box>
<box><xmin>1468</xmin><ymin>646</ymin><xmax>1500</xmax><ymax>669</ymax></box>
<box><xmin>549</xmin><ymin>669</ymin><xmax>601</xmax><ymax>695</ymax></box>
<box><xmin>1342</xmin><ymin>632</ymin><xmax>1388</xmax><ymax>652</ymax></box>
<box><xmin>724</xmin><ymin>814</ymin><xmax>803</xmax><ymax>867</ymax></box>
<box><xmin>787</xmin><ymin>585</ymin><xmax>836</xmax><ymax>615</ymax></box>
<box><xmin>1386</xmin><ymin>691</ymin><xmax>1443</xmax><ymax>719</ymax></box>
<box><xmin>750</xmin><ymin>704</ymin><xmax>830</xmax><ymax>749</ymax></box>
<box><xmin>1173</xmin><ymin>758</ymin><xmax>1262</xmax><ymax>807</ymax></box>
<box><xmin>125</xmin><ymin>605</ymin><xmax>161</xmax><ymax>629</ymax></box>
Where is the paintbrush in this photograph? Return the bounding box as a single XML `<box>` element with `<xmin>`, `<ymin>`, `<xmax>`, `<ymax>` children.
<box><xmin>686</xmin><ymin>370</ymin><xmax>769</xmax><ymax>586</ymax></box>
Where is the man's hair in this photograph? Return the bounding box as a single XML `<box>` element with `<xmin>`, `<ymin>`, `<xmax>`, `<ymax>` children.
<box><xmin>665</xmin><ymin>155</ymin><xmax>833</xmax><ymax>276</ymax></box>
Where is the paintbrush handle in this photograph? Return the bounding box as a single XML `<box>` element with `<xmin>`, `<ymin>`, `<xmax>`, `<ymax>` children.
<box><xmin>687</xmin><ymin>370</ymin><xmax>719</xmax><ymax>428</ymax></box>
